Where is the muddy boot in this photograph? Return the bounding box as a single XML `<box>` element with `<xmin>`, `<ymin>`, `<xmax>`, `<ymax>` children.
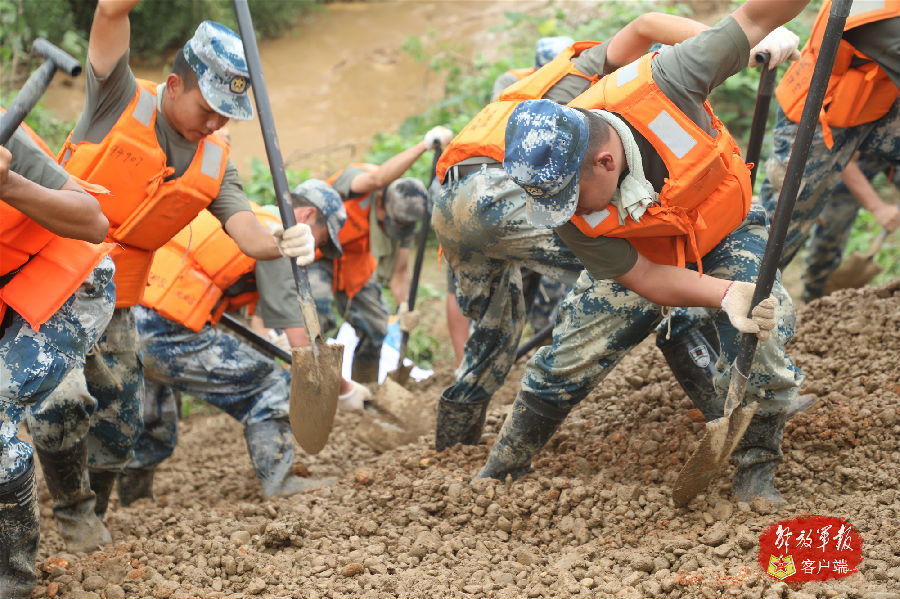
<box><xmin>435</xmin><ymin>394</ymin><xmax>490</xmax><ymax>451</ymax></box>
<box><xmin>732</xmin><ymin>411</ymin><xmax>788</xmax><ymax>504</ymax></box>
<box><xmin>35</xmin><ymin>441</ymin><xmax>111</xmax><ymax>553</ymax></box>
<box><xmin>658</xmin><ymin>323</ymin><xmax>725</xmax><ymax>422</ymax></box>
<box><xmin>244</xmin><ymin>419</ymin><xmax>336</xmax><ymax>499</ymax></box>
<box><xmin>351</xmin><ymin>358</ymin><xmax>380</xmax><ymax>384</ymax></box>
<box><xmin>475</xmin><ymin>395</ymin><xmax>566</xmax><ymax>481</ymax></box>
<box><xmin>116</xmin><ymin>468</ymin><xmax>155</xmax><ymax>507</ymax></box>
<box><xmin>88</xmin><ymin>470</ymin><xmax>117</xmax><ymax>519</ymax></box>
<box><xmin>0</xmin><ymin>461</ymin><xmax>39</xmax><ymax>599</ymax></box>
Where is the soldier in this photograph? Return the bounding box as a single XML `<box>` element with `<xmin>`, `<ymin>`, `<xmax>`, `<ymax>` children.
<box><xmin>27</xmin><ymin>0</ymin><xmax>317</xmax><ymax>554</ymax></box>
<box><xmin>1</xmin><ymin>120</ymin><xmax>115</xmax><ymax>597</ymax></box>
<box><xmin>760</xmin><ymin>0</ymin><xmax>899</xmax><ymax>302</ymax></box>
<box><xmin>434</xmin><ymin>0</ymin><xmax>808</xmax><ymax>504</ymax></box>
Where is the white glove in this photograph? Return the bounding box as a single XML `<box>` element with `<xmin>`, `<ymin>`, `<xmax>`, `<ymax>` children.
<box><xmin>423</xmin><ymin>126</ymin><xmax>453</xmax><ymax>149</ymax></box>
<box><xmin>397</xmin><ymin>301</ymin><xmax>420</xmax><ymax>333</ymax></box>
<box><xmin>272</xmin><ymin>222</ymin><xmax>315</xmax><ymax>266</ymax></box>
<box><xmin>749</xmin><ymin>26</ymin><xmax>801</xmax><ymax>70</ymax></box>
<box><xmin>721</xmin><ymin>281</ymin><xmax>777</xmax><ymax>341</ymax></box>
<box><xmin>338</xmin><ymin>380</ymin><xmax>371</xmax><ymax>411</ymax></box>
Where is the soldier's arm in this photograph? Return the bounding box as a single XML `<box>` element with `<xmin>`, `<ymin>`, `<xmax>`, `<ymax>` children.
<box><xmin>349</xmin><ymin>142</ymin><xmax>428</xmax><ymax>195</ymax></box>
<box><xmin>842</xmin><ymin>154</ymin><xmax>900</xmax><ymax>232</ymax></box>
<box><xmin>223</xmin><ymin>210</ymin><xmax>283</xmax><ymax>260</ymax></box>
<box><xmin>388</xmin><ymin>247</ymin><xmax>411</xmax><ymax>306</ymax></box>
<box><xmin>614</xmin><ymin>252</ymin><xmax>731</xmax><ymax>309</ymax></box>
<box><xmin>605</xmin><ymin>13</ymin><xmax>709</xmax><ymax>69</ymax></box>
<box><xmin>89</xmin><ymin>0</ymin><xmax>142</xmax><ymax>78</ymax></box>
<box><xmin>732</xmin><ymin>0</ymin><xmax>810</xmax><ymax>48</ymax></box>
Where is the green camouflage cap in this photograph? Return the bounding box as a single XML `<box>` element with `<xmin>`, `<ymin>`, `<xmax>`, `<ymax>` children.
<box><xmin>183</xmin><ymin>21</ymin><xmax>253</xmax><ymax>121</ymax></box>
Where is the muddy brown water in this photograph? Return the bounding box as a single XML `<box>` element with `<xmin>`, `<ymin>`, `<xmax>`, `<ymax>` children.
<box><xmin>38</xmin><ymin>1</ymin><xmax>522</xmax><ymax>177</ymax></box>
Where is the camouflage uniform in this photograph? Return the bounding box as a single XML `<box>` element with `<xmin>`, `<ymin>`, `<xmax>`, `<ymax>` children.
<box><xmin>1</xmin><ymin>257</ymin><xmax>115</xmax><ymax>484</ymax></box>
<box><xmin>129</xmin><ymin>305</ymin><xmax>290</xmax><ymax>469</ymax></box>
<box><xmin>760</xmin><ymin>103</ymin><xmax>900</xmax><ymax>302</ymax></box>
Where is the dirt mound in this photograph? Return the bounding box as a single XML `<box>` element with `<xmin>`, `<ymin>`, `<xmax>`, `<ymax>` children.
<box><xmin>33</xmin><ymin>281</ymin><xmax>899</xmax><ymax>599</ymax></box>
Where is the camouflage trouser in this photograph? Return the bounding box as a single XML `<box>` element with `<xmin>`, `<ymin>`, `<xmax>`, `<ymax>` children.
<box><xmin>523</xmin><ymin>271</ymin><xmax>570</xmax><ymax>332</ymax></box>
<box><xmin>27</xmin><ymin>304</ymin><xmax>145</xmax><ymax>472</ymax></box>
<box><xmin>307</xmin><ymin>260</ymin><xmax>387</xmax><ymax>366</ymax></box>
<box><xmin>759</xmin><ymin>100</ymin><xmax>900</xmax><ymax>298</ymax></box>
<box><xmin>1</xmin><ymin>257</ymin><xmax>115</xmax><ymax>484</ymax></box>
<box><xmin>433</xmin><ymin>166</ymin><xmax>583</xmax><ymax>405</ymax></box>
<box><xmin>128</xmin><ymin>306</ymin><xmax>290</xmax><ymax>470</ymax></box>
<box><xmin>520</xmin><ymin>205</ymin><xmax>804</xmax><ymax>417</ymax></box>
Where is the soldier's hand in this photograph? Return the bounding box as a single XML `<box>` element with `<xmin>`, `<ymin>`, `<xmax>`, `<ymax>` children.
<box><xmin>0</xmin><ymin>146</ymin><xmax>11</xmax><ymax>188</ymax></box>
<box><xmin>273</xmin><ymin>222</ymin><xmax>315</xmax><ymax>266</ymax></box>
<box><xmin>872</xmin><ymin>204</ymin><xmax>900</xmax><ymax>233</ymax></box>
<box><xmin>397</xmin><ymin>301</ymin><xmax>420</xmax><ymax>333</ymax></box>
<box><xmin>749</xmin><ymin>26</ymin><xmax>800</xmax><ymax>70</ymax></box>
<box><xmin>423</xmin><ymin>126</ymin><xmax>453</xmax><ymax>150</ymax></box>
<box><xmin>721</xmin><ymin>281</ymin><xmax>777</xmax><ymax>341</ymax></box>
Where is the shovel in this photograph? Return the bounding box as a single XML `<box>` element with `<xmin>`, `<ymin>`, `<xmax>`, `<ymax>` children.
<box><xmin>388</xmin><ymin>142</ymin><xmax>442</xmax><ymax>385</ymax></box>
<box><xmin>744</xmin><ymin>51</ymin><xmax>776</xmax><ymax>188</ymax></box>
<box><xmin>0</xmin><ymin>38</ymin><xmax>82</xmax><ymax>144</ymax></box>
<box><xmin>824</xmin><ymin>229</ymin><xmax>888</xmax><ymax>295</ymax></box>
<box><xmin>234</xmin><ymin>0</ymin><xmax>343</xmax><ymax>454</ymax></box>
<box><xmin>672</xmin><ymin>0</ymin><xmax>853</xmax><ymax>508</ymax></box>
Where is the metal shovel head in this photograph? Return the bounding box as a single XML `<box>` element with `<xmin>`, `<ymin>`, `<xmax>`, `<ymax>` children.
<box><xmin>672</xmin><ymin>401</ymin><xmax>759</xmax><ymax>508</ymax></box>
<box><xmin>824</xmin><ymin>253</ymin><xmax>883</xmax><ymax>295</ymax></box>
<box><xmin>288</xmin><ymin>339</ymin><xmax>344</xmax><ymax>454</ymax></box>
<box><xmin>387</xmin><ymin>363</ymin><xmax>413</xmax><ymax>386</ymax></box>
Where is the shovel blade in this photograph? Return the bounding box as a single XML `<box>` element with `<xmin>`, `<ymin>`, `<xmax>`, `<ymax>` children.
<box><xmin>288</xmin><ymin>339</ymin><xmax>344</xmax><ymax>454</ymax></box>
<box><xmin>672</xmin><ymin>401</ymin><xmax>759</xmax><ymax>508</ymax></box>
<box><xmin>387</xmin><ymin>363</ymin><xmax>413</xmax><ymax>386</ymax></box>
<box><xmin>824</xmin><ymin>253</ymin><xmax>883</xmax><ymax>294</ymax></box>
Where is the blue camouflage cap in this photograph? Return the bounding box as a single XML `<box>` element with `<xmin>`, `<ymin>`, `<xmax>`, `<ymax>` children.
<box><xmin>183</xmin><ymin>21</ymin><xmax>253</xmax><ymax>121</ymax></box>
<box><xmin>292</xmin><ymin>179</ymin><xmax>346</xmax><ymax>259</ymax></box>
<box><xmin>503</xmin><ymin>99</ymin><xmax>589</xmax><ymax>228</ymax></box>
<box><xmin>534</xmin><ymin>36</ymin><xmax>574</xmax><ymax>68</ymax></box>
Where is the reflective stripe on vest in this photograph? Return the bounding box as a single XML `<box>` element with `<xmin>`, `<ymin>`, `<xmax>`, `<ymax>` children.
<box><xmin>775</xmin><ymin>0</ymin><xmax>900</xmax><ymax>147</ymax></box>
<box><xmin>59</xmin><ymin>79</ymin><xmax>229</xmax><ymax>308</ymax></box>
<box><xmin>436</xmin><ymin>41</ymin><xmax>602</xmax><ymax>182</ymax></box>
<box><xmin>140</xmin><ymin>202</ymin><xmax>278</xmax><ymax>332</ymax></box>
<box><xmin>567</xmin><ymin>53</ymin><xmax>752</xmax><ymax>271</ymax></box>
<box><xmin>0</xmin><ymin>109</ymin><xmax>112</xmax><ymax>330</ymax></box>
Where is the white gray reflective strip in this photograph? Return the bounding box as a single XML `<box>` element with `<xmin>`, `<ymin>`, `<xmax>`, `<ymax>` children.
<box><xmin>200</xmin><ymin>140</ymin><xmax>223</xmax><ymax>179</ymax></box>
<box><xmin>849</xmin><ymin>0</ymin><xmax>885</xmax><ymax>18</ymax></box>
<box><xmin>648</xmin><ymin>110</ymin><xmax>696</xmax><ymax>159</ymax></box>
<box><xmin>581</xmin><ymin>208</ymin><xmax>610</xmax><ymax>228</ymax></box>
<box><xmin>358</xmin><ymin>197</ymin><xmax>371</xmax><ymax>210</ymax></box>
<box><xmin>132</xmin><ymin>88</ymin><xmax>155</xmax><ymax>127</ymax></box>
<box><xmin>616</xmin><ymin>60</ymin><xmax>640</xmax><ymax>87</ymax></box>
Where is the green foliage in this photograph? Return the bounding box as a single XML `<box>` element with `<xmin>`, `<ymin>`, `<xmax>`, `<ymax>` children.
<box><xmin>406</xmin><ymin>328</ymin><xmax>438</xmax><ymax>370</ymax></box>
<box><xmin>241</xmin><ymin>156</ymin><xmax>310</xmax><ymax>207</ymax></box>
<box><xmin>843</xmin><ymin>206</ymin><xmax>900</xmax><ymax>286</ymax></box>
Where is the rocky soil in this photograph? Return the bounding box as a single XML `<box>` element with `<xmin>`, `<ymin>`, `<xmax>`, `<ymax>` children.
<box><xmin>32</xmin><ymin>281</ymin><xmax>899</xmax><ymax>599</ymax></box>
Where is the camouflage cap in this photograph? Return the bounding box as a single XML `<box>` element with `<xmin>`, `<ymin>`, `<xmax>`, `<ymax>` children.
<box><xmin>534</xmin><ymin>36</ymin><xmax>574</xmax><ymax>68</ymax></box>
<box><xmin>503</xmin><ymin>99</ymin><xmax>589</xmax><ymax>228</ymax></box>
<box><xmin>383</xmin><ymin>177</ymin><xmax>428</xmax><ymax>240</ymax></box>
<box><xmin>292</xmin><ymin>179</ymin><xmax>346</xmax><ymax>259</ymax></box>
<box><xmin>183</xmin><ymin>21</ymin><xmax>253</xmax><ymax>121</ymax></box>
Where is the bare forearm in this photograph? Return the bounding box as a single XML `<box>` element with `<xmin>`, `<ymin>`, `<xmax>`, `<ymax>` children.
<box><xmin>607</xmin><ymin>12</ymin><xmax>710</xmax><ymax>69</ymax></box>
<box><xmin>615</xmin><ymin>256</ymin><xmax>731</xmax><ymax>308</ymax></box>
<box><xmin>733</xmin><ymin>0</ymin><xmax>810</xmax><ymax>48</ymax></box>
<box><xmin>0</xmin><ymin>173</ymin><xmax>108</xmax><ymax>242</ymax></box>
<box><xmin>350</xmin><ymin>143</ymin><xmax>427</xmax><ymax>195</ymax></box>
<box><xmin>90</xmin><ymin>0</ymin><xmax>142</xmax><ymax>77</ymax></box>
<box><xmin>224</xmin><ymin>210</ymin><xmax>282</xmax><ymax>260</ymax></box>
<box><xmin>842</xmin><ymin>159</ymin><xmax>883</xmax><ymax>212</ymax></box>
<box><xmin>284</xmin><ymin>326</ymin><xmax>310</xmax><ymax>348</ymax></box>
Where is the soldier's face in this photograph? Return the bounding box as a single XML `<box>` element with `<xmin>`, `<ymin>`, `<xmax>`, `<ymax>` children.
<box><xmin>164</xmin><ymin>75</ymin><xmax>229</xmax><ymax>143</ymax></box>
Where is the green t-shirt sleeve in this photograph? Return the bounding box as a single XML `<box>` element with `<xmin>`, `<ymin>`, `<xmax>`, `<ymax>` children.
<box><xmin>254</xmin><ymin>257</ymin><xmax>305</xmax><ymax>329</ymax></box>
<box><xmin>491</xmin><ymin>71</ymin><xmax>520</xmax><ymax>101</ymax></box>
<box><xmin>207</xmin><ymin>160</ymin><xmax>252</xmax><ymax>226</ymax></box>
<box><xmin>331</xmin><ymin>166</ymin><xmax>368</xmax><ymax>201</ymax></box>
<box><xmin>842</xmin><ymin>17</ymin><xmax>900</xmax><ymax>88</ymax></box>
<box><xmin>555</xmin><ymin>222</ymin><xmax>639</xmax><ymax>280</ymax></box>
<box><xmin>71</xmin><ymin>51</ymin><xmax>137</xmax><ymax>145</ymax></box>
<box><xmin>651</xmin><ymin>15</ymin><xmax>750</xmax><ymax>132</ymax></box>
<box><xmin>8</xmin><ymin>126</ymin><xmax>70</xmax><ymax>190</ymax></box>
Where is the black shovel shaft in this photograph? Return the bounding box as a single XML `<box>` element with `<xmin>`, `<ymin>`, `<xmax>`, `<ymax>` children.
<box><xmin>1</xmin><ymin>39</ymin><xmax>82</xmax><ymax>145</ymax></box>
<box><xmin>233</xmin><ymin>0</ymin><xmax>320</xmax><ymax>343</ymax></box>
<box><xmin>746</xmin><ymin>51</ymin><xmax>776</xmax><ymax>188</ymax></box>
<box><xmin>515</xmin><ymin>322</ymin><xmax>554</xmax><ymax>362</ymax></box>
<box><xmin>735</xmin><ymin>0</ymin><xmax>852</xmax><ymax>378</ymax></box>
<box><xmin>219</xmin><ymin>313</ymin><xmax>291</xmax><ymax>362</ymax></box>
<box><xmin>397</xmin><ymin>144</ymin><xmax>441</xmax><ymax>364</ymax></box>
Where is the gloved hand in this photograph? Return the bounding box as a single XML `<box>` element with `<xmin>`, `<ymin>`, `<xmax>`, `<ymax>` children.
<box><xmin>749</xmin><ymin>26</ymin><xmax>801</xmax><ymax>70</ymax></box>
<box><xmin>423</xmin><ymin>126</ymin><xmax>453</xmax><ymax>149</ymax></box>
<box><xmin>338</xmin><ymin>380</ymin><xmax>371</xmax><ymax>411</ymax></box>
<box><xmin>721</xmin><ymin>281</ymin><xmax>777</xmax><ymax>341</ymax></box>
<box><xmin>272</xmin><ymin>222</ymin><xmax>315</xmax><ymax>266</ymax></box>
<box><xmin>397</xmin><ymin>301</ymin><xmax>420</xmax><ymax>333</ymax></box>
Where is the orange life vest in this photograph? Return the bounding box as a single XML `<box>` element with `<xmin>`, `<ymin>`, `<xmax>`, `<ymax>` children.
<box><xmin>567</xmin><ymin>53</ymin><xmax>752</xmax><ymax>272</ymax></box>
<box><xmin>436</xmin><ymin>41</ymin><xmax>601</xmax><ymax>182</ymax></box>
<box><xmin>58</xmin><ymin>79</ymin><xmax>229</xmax><ymax>308</ymax></box>
<box><xmin>139</xmin><ymin>203</ymin><xmax>280</xmax><ymax>332</ymax></box>
<box><xmin>776</xmin><ymin>0</ymin><xmax>900</xmax><ymax>148</ymax></box>
<box><xmin>323</xmin><ymin>163</ymin><xmax>379</xmax><ymax>298</ymax></box>
<box><xmin>506</xmin><ymin>67</ymin><xmax>536</xmax><ymax>81</ymax></box>
<box><xmin>0</xmin><ymin>109</ymin><xmax>113</xmax><ymax>331</ymax></box>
